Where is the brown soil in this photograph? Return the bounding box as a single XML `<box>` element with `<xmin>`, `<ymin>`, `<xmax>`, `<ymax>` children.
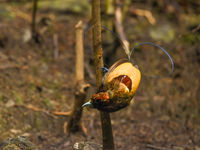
<box><xmin>0</xmin><ymin>1</ymin><xmax>200</xmax><ymax>150</ymax></box>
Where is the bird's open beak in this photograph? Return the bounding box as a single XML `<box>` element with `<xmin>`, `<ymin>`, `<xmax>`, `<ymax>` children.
<box><xmin>82</xmin><ymin>101</ymin><xmax>93</xmax><ymax>108</ymax></box>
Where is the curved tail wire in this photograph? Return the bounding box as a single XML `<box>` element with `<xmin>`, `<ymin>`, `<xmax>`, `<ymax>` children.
<box><xmin>129</xmin><ymin>42</ymin><xmax>174</xmax><ymax>77</ymax></box>
<box><xmin>83</xmin><ymin>24</ymin><xmax>174</xmax><ymax>78</ymax></box>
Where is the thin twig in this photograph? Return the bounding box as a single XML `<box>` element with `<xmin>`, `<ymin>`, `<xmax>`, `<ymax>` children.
<box><xmin>178</xmin><ymin>24</ymin><xmax>200</xmax><ymax>38</ymax></box>
<box><xmin>15</xmin><ymin>104</ymin><xmax>56</xmax><ymax>118</ymax></box>
<box><xmin>115</xmin><ymin>1</ymin><xmax>130</xmax><ymax>56</ymax></box>
<box><xmin>129</xmin><ymin>8</ymin><xmax>156</xmax><ymax>25</ymax></box>
<box><xmin>52</xmin><ymin>111</ymin><xmax>72</xmax><ymax>116</ymax></box>
<box><xmin>192</xmin><ymin>24</ymin><xmax>200</xmax><ymax>33</ymax></box>
<box><xmin>146</xmin><ymin>144</ymin><xmax>172</xmax><ymax>150</ymax></box>
<box><xmin>14</xmin><ymin>104</ymin><xmax>72</xmax><ymax>118</ymax></box>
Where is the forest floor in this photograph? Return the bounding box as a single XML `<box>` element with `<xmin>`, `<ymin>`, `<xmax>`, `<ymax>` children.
<box><xmin>0</xmin><ymin>1</ymin><xmax>200</xmax><ymax>150</ymax></box>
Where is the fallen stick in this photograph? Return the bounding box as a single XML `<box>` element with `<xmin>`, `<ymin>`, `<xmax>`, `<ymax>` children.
<box><xmin>14</xmin><ymin>104</ymin><xmax>72</xmax><ymax>118</ymax></box>
<box><xmin>146</xmin><ymin>144</ymin><xmax>172</xmax><ymax>150</ymax></box>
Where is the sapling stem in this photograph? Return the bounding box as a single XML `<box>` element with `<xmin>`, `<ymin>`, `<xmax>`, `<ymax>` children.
<box><xmin>92</xmin><ymin>0</ymin><xmax>115</xmax><ymax>149</ymax></box>
<box><xmin>31</xmin><ymin>0</ymin><xmax>38</xmax><ymax>40</ymax></box>
<box><xmin>115</xmin><ymin>0</ymin><xmax>130</xmax><ymax>56</ymax></box>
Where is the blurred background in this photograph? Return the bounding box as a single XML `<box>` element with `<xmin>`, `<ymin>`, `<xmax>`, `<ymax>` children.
<box><xmin>0</xmin><ymin>0</ymin><xmax>199</xmax><ymax>149</ymax></box>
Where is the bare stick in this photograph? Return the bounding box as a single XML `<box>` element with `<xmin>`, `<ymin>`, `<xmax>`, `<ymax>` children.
<box><xmin>75</xmin><ymin>21</ymin><xmax>84</xmax><ymax>81</ymax></box>
<box><xmin>52</xmin><ymin>111</ymin><xmax>72</xmax><ymax>116</ymax></box>
<box><xmin>31</xmin><ymin>0</ymin><xmax>38</xmax><ymax>40</ymax></box>
<box><xmin>129</xmin><ymin>8</ymin><xmax>156</xmax><ymax>25</ymax></box>
<box><xmin>14</xmin><ymin>104</ymin><xmax>56</xmax><ymax>118</ymax></box>
<box><xmin>67</xmin><ymin>21</ymin><xmax>90</xmax><ymax>133</ymax></box>
<box><xmin>92</xmin><ymin>0</ymin><xmax>115</xmax><ymax>150</ymax></box>
<box><xmin>115</xmin><ymin>1</ymin><xmax>130</xmax><ymax>56</ymax></box>
<box><xmin>15</xmin><ymin>104</ymin><xmax>72</xmax><ymax>117</ymax></box>
<box><xmin>146</xmin><ymin>144</ymin><xmax>171</xmax><ymax>150</ymax></box>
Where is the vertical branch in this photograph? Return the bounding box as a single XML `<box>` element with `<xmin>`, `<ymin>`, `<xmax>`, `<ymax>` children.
<box><xmin>92</xmin><ymin>0</ymin><xmax>104</xmax><ymax>86</ymax></box>
<box><xmin>75</xmin><ymin>21</ymin><xmax>84</xmax><ymax>82</ymax></box>
<box><xmin>31</xmin><ymin>0</ymin><xmax>38</xmax><ymax>40</ymax></box>
<box><xmin>67</xmin><ymin>21</ymin><xmax>89</xmax><ymax>133</ymax></box>
<box><xmin>92</xmin><ymin>0</ymin><xmax>115</xmax><ymax>150</ymax></box>
<box><xmin>115</xmin><ymin>0</ymin><xmax>130</xmax><ymax>56</ymax></box>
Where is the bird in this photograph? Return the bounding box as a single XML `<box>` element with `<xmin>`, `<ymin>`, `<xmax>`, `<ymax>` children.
<box><xmin>83</xmin><ymin>59</ymin><xmax>141</xmax><ymax>112</ymax></box>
